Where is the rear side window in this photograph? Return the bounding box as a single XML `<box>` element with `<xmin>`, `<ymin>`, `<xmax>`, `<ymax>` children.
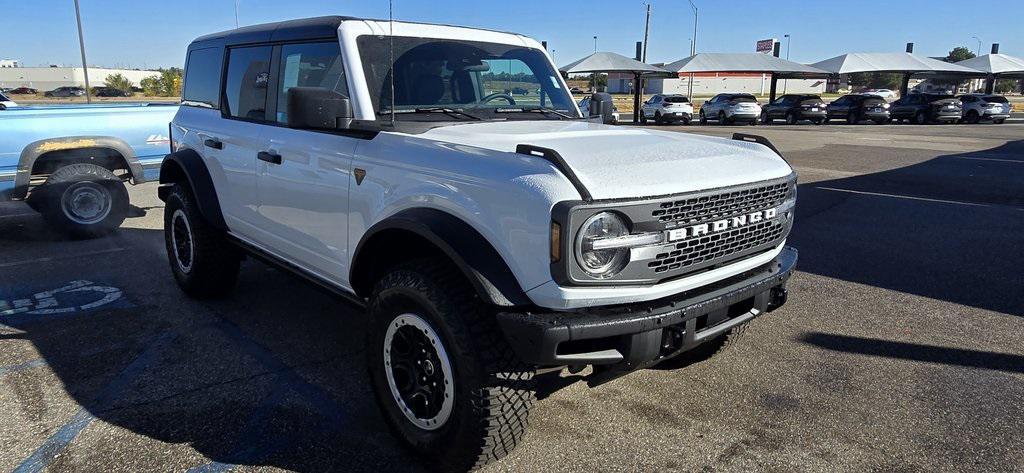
<box><xmin>182</xmin><ymin>47</ymin><xmax>223</xmax><ymax>108</ymax></box>
<box><xmin>275</xmin><ymin>42</ymin><xmax>348</xmax><ymax>124</ymax></box>
<box><xmin>224</xmin><ymin>46</ymin><xmax>273</xmax><ymax>121</ymax></box>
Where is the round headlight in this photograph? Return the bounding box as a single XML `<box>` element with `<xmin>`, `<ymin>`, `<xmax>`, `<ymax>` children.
<box><xmin>576</xmin><ymin>212</ymin><xmax>630</xmax><ymax>278</ymax></box>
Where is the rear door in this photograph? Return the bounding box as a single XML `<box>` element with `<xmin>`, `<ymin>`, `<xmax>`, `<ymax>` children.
<box><xmin>256</xmin><ymin>40</ymin><xmax>358</xmax><ymax>281</ymax></box>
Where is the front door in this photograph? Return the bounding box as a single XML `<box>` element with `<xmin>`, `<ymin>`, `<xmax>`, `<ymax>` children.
<box><xmin>256</xmin><ymin>41</ymin><xmax>357</xmax><ymax>282</ymax></box>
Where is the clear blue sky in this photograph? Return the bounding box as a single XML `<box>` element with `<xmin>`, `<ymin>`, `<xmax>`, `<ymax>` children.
<box><xmin>3</xmin><ymin>0</ymin><xmax>1022</xmax><ymax>69</ymax></box>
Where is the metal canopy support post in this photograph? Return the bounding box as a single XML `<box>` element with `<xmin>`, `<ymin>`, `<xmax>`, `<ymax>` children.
<box><xmin>900</xmin><ymin>73</ymin><xmax>912</xmax><ymax>97</ymax></box>
<box><xmin>633</xmin><ymin>72</ymin><xmax>643</xmax><ymax>124</ymax></box>
<box><xmin>769</xmin><ymin>75</ymin><xmax>779</xmax><ymax>103</ymax></box>
<box><xmin>984</xmin><ymin>76</ymin><xmax>995</xmax><ymax>94</ymax></box>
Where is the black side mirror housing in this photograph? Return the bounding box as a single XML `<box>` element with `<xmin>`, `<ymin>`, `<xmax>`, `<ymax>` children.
<box><xmin>287</xmin><ymin>87</ymin><xmax>353</xmax><ymax>130</ymax></box>
<box><xmin>588</xmin><ymin>92</ymin><xmax>614</xmax><ymax>124</ymax></box>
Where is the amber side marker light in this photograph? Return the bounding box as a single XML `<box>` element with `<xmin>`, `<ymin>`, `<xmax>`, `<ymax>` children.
<box><xmin>550</xmin><ymin>221</ymin><xmax>561</xmax><ymax>263</ymax></box>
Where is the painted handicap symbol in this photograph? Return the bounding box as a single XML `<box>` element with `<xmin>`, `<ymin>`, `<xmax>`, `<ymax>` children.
<box><xmin>0</xmin><ymin>280</ymin><xmax>123</xmax><ymax>317</ymax></box>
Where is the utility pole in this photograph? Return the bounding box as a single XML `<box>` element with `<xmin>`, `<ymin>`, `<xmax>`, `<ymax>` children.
<box><xmin>640</xmin><ymin>2</ymin><xmax>651</xmax><ymax>104</ymax></box>
<box><xmin>593</xmin><ymin>36</ymin><xmax>598</xmax><ymax>92</ymax></box>
<box><xmin>783</xmin><ymin>34</ymin><xmax>791</xmax><ymax>94</ymax></box>
<box><xmin>73</xmin><ymin>0</ymin><xmax>91</xmax><ymax>104</ymax></box>
<box><xmin>971</xmin><ymin>36</ymin><xmax>981</xmax><ymax>56</ymax></box>
<box><xmin>687</xmin><ymin>0</ymin><xmax>697</xmax><ymax>100</ymax></box>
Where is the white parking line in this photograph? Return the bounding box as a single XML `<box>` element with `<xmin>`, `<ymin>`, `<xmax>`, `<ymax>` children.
<box><xmin>0</xmin><ymin>213</ymin><xmax>38</xmax><ymax>219</ymax></box>
<box><xmin>956</xmin><ymin>156</ymin><xmax>1023</xmax><ymax>164</ymax></box>
<box><xmin>0</xmin><ymin>247</ymin><xmax>127</xmax><ymax>268</ymax></box>
<box><xmin>815</xmin><ymin>186</ymin><xmax>993</xmax><ymax>208</ymax></box>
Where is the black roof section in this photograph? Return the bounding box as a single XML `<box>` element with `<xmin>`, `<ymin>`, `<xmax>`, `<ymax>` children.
<box><xmin>188</xmin><ymin>15</ymin><xmax>527</xmax><ymax>50</ymax></box>
<box><xmin>190</xmin><ymin>16</ymin><xmax>355</xmax><ymax>49</ymax></box>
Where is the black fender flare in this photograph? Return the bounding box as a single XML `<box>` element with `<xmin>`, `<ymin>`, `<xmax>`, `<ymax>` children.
<box><xmin>351</xmin><ymin>208</ymin><xmax>532</xmax><ymax>307</ymax></box>
<box><xmin>157</xmin><ymin>149</ymin><xmax>227</xmax><ymax>230</ymax></box>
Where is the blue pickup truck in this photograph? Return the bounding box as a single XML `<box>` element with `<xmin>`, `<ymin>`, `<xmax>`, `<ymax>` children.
<box><xmin>1</xmin><ymin>103</ymin><xmax>178</xmax><ymax>237</ymax></box>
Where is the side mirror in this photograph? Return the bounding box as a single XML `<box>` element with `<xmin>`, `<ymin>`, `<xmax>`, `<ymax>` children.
<box><xmin>287</xmin><ymin>87</ymin><xmax>353</xmax><ymax>131</ymax></box>
<box><xmin>588</xmin><ymin>92</ymin><xmax>615</xmax><ymax>124</ymax></box>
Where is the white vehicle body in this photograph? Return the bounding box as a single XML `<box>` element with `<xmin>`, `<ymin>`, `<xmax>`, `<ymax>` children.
<box><xmin>577</xmin><ymin>96</ymin><xmax>620</xmax><ymax>123</ymax></box>
<box><xmin>700</xmin><ymin>93</ymin><xmax>762</xmax><ymax>124</ymax></box>
<box><xmin>958</xmin><ymin>94</ymin><xmax>1011</xmax><ymax>123</ymax></box>
<box><xmin>864</xmin><ymin>88</ymin><xmax>896</xmax><ymax>100</ymax></box>
<box><xmin>162</xmin><ymin>16</ymin><xmax>798</xmax><ymax>468</ymax></box>
<box><xmin>640</xmin><ymin>94</ymin><xmax>693</xmax><ymax>124</ymax></box>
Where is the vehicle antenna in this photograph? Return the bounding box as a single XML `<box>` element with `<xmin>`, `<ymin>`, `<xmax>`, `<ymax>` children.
<box><xmin>389</xmin><ymin>0</ymin><xmax>396</xmax><ymax>126</ymax></box>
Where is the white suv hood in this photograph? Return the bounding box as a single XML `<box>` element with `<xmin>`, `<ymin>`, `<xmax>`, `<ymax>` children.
<box><xmin>419</xmin><ymin>120</ymin><xmax>793</xmax><ymax>200</ymax></box>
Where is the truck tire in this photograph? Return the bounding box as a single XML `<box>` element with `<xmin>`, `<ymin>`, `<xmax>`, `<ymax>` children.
<box><xmin>163</xmin><ymin>183</ymin><xmax>241</xmax><ymax>298</ymax></box>
<box><xmin>34</xmin><ymin>163</ymin><xmax>128</xmax><ymax>239</ymax></box>
<box><xmin>367</xmin><ymin>259</ymin><xmax>535</xmax><ymax>472</ymax></box>
<box><xmin>654</xmin><ymin>323</ymin><xmax>748</xmax><ymax>370</ymax></box>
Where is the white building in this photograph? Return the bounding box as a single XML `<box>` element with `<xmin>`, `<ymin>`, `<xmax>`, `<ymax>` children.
<box><xmin>0</xmin><ymin>59</ymin><xmax>21</xmax><ymax>68</ymax></box>
<box><xmin>608</xmin><ymin>71</ymin><xmax>826</xmax><ymax>96</ymax></box>
<box><xmin>0</xmin><ymin>67</ymin><xmax>160</xmax><ymax>91</ymax></box>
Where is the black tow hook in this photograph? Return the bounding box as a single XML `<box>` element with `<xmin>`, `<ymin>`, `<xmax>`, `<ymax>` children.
<box><xmin>768</xmin><ymin>286</ymin><xmax>788</xmax><ymax>312</ymax></box>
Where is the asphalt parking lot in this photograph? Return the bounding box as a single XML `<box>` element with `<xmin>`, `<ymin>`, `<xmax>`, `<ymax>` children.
<box><xmin>2</xmin><ymin>122</ymin><xmax>1023</xmax><ymax>472</ymax></box>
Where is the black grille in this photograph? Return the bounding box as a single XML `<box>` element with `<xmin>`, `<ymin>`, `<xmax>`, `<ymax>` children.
<box><xmin>647</xmin><ymin>219</ymin><xmax>786</xmax><ymax>274</ymax></box>
<box><xmin>652</xmin><ymin>181</ymin><xmax>790</xmax><ymax>225</ymax></box>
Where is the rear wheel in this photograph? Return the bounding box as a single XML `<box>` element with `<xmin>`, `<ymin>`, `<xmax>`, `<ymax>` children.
<box><xmin>698</xmin><ymin>110</ymin><xmax>707</xmax><ymax>125</ymax></box>
<box><xmin>785</xmin><ymin>112</ymin><xmax>797</xmax><ymax>125</ymax></box>
<box><xmin>718</xmin><ymin>111</ymin><xmax>730</xmax><ymax>125</ymax></box>
<box><xmin>367</xmin><ymin>259</ymin><xmax>536</xmax><ymax>472</ymax></box>
<box><xmin>760</xmin><ymin>110</ymin><xmax>770</xmax><ymax>124</ymax></box>
<box><xmin>915</xmin><ymin>111</ymin><xmax>928</xmax><ymax>125</ymax></box>
<box><xmin>34</xmin><ymin>163</ymin><xmax>128</xmax><ymax>239</ymax></box>
<box><xmin>163</xmin><ymin>184</ymin><xmax>241</xmax><ymax>298</ymax></box>
<box><xmin>965</xmin><ymin>110</ymin><xmax>980</xmax><ymax>124</ymax></box>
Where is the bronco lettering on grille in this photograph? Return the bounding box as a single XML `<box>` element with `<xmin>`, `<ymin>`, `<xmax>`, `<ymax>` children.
<box><xmin>666</xmin><ymin>208</ymin><xmax>778</xmax><ymax>242</ymax></box>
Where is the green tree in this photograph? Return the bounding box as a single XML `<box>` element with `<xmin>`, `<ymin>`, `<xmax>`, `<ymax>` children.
<box><xmin>103</xmin><ymin>73</ymin><xmax>135</xmax><ymax>93</ymax></box>
<box><xmin>141</xmin><ymin>68</ymin><xmax>183</xmax><ymax>97</ymax></box>
<box><xmin>847</xmin><ymin>72</ymin><xmax>902</xmax><ymax>90</ymax></box>
<box><xmin>944</xmin><ymin>46</ymin><xmax>976</xmax><ymax>63</ymax></box>
<box><xmin>995</xmin><ymin>79</ymin><xmax>1020</xmax><ymax>94</ymax></box>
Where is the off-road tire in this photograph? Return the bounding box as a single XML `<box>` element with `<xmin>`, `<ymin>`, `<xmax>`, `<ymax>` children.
<box><xmin>653</xmin><ymin>323</ymin><xmax>749</xmax><ymax>370</ymax></box>
<box><xmin>34</xmin><ymin>163</ymin><xmax>128</xmax><ymax>239</ymax></box>
<box><xmin>163</xmin><ymin>184</ymin><xmax>241</xmax><ymax>298</ymax></box>
<box><xmin>367</xmin><ymin>259</ymin><xmax>536</xmax><ymax>472</ymax></box>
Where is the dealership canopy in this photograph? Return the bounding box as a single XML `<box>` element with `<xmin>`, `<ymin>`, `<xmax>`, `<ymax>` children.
<box><xmin>661</xmin><ymin>53</ymin><xmax>831</xmax><ymax>79</ymax></box>
<box><xmin>810</xmin><ymin>52</ymin><xmax>982</xmax><ymax>75</ymax></box>
<box><xmin>559</xmin><ymin>52</ymin><xmax>671</xmax><ymax>76</ymax></box>
<box><xmin>955</xmin><ymin>53</ymin><xmax>1024</xmax><ymax>77</ymax></box>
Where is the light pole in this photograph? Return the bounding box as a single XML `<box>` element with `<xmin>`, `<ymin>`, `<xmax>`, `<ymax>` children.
<box><xmin>971</xmin><ymin>36</ymin><xmax>981</xmax><ymax>56</ymax></box>
<box><xmin>592</xmin><ymin>36</ymin><xmax>598</xmax><ymax>92</ymax></box>
<box><xmin>73</xmin><ymin>0</ymin><xmax>91</xmax><ymax>104</ymax></box>
<box><xmin>783</xmin><ymin>34</ymin><xmax>791</xmax><ymax>94</ymax></box>
<box><xmin>687</xmin><ymin>0</ymin><xmax>697</xmax><ymax>100</ymax></box>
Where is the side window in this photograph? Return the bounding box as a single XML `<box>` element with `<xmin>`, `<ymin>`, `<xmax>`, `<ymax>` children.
<box><xmin>275</xmin><ymin>41</ymin><xmax>348</xmax><ymax>124</ymax></box>
<box><xmin>224</xmin><ymin>45</ymin><xmax>273</xmax><ymax>121</ymax></box>
<box><xmin>182</xmin><ymin>47</ymin><xmax>223</xmax><ymax>108</ymax></box>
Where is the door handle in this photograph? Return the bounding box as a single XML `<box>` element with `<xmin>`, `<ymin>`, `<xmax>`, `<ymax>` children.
<box><xmin>257</xmin><ymin>151</ymin><xmax>282</xmax><ymax>165</ymax></box>
<box><xmin>203</xmin><ymin>138</ymin><xmax>223</xmax><ymax>149</ymax></box>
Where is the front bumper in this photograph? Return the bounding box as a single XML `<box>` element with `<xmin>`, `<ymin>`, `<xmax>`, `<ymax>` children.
<box><xmin>497</xmin><ymin>246</ymin><xmax>797</xmax><ymax>368</ymax></box>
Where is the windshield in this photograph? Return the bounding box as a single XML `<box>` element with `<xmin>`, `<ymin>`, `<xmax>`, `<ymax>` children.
<box><xmin>357</xmin><ymin>36</ymin><xmax>578</xmax><ymax>120</ymax></box>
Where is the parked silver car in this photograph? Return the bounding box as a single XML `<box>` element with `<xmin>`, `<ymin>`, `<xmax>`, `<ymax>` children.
<box><xmin>957</xmin><ymin>94</ymin><xmax>1011</xmax><ymax>124</ymax></box>
<box><xmin>699</xmin><ymin>93</ymin><xmax>761</xmax><ymax>125</ymax></box>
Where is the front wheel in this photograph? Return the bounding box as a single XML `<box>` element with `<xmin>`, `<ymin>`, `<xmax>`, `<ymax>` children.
<box><xmin>699</xmin><ymin>110</ymin><xmax>707</xmax><ymax>125</ymax></box>
<box><xmin>33</xmin><ymin>163</ymin><xmax>129</xmax><ymax>239</ymax></box>
<box><xmin>654</xmin><ymin>111</ymin><xmax>663</xmax><ymax>125</ymax></box>
<box><xmin>639</xmin><ymin>110</ymin><xmax>647</xmax><ymax>124</ymax></box>
<box><xmin>367</xmin><ymin>260</ymin><xmax>536</xmax><ymax>472</ymax></box>
<box><xmin>760</xmin><ymin>110</ymin><xmax>770</xmax><ymax>124</ymax></box>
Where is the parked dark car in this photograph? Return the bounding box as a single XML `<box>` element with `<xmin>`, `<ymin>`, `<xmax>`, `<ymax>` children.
<box><xmin>9</xmin><ymin>87</ymin><xmax>39</xmax><ymax>95</ymax></box>
<box><xmin>93</xmin><ymin>87</ymin><xmax>133</xmax><ymax>97</ymax></box>
<box><xmin>826</xmin><ymin>94</ymin><xmax>890</xmax><ymax>124</ymax></box>
<box><xmin>44</xmin><ymin>86</ymin><xmax>87</xmax><ymax>98</ymax></box>
<box><xmin>761</xmin><ymin>94</ymin><xmax>827</xmax><ymax>124</ymax></box>
<box><xmin>889</xmin><ymin>93</ymin><xmax>961</xmax><ymax>124</ymax></box>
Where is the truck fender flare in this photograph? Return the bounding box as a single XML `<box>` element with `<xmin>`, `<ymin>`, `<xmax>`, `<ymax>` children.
<box><xmin>14</xmin><ymin>135</ymin><xmax>142</xmax><ymax>200</ymax></box>
<box><xmin>157</xmin><ymin>149</ymin><xmax>228</xmax><ymax>230</ymax></box>
<box><xmin>351</xmin><ymin>208</ymin><xmax>532</xmax><ymax>307</ymax></box>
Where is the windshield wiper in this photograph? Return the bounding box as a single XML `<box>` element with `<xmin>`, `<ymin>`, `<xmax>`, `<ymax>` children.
<box><xmin>379</xmin><ymin>107</ymin><xmax>482</xmax><ymax>120</ymax></box>
<box><xmin>494</xmin><ymin>106</ymin><xmax>576</xmax><ymax>119</ymax></box>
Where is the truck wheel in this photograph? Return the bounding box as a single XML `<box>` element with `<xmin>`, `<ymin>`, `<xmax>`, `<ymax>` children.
<box><xmin>367</xmin><ymin>259</ymin><xmax>535</xmax><ymax>472</ymax></box>
<box><xmin>654</xmin><ymin>323</ymin><xmax>749</xmax><ymax>370</ymax></box>
<box><xmin>163</xmin><ymin>184</ymin><xmax>241</xmax><ymax>298</ymax></box>
<box><xmin>34</xmin><ymin>163</ymin><xmax>128</xmax><ymax>239</ymax></box>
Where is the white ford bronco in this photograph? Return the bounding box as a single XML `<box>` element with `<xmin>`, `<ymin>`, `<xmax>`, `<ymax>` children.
<box><xmin>160</xmin><ymin>16</ymin><xmax>797</xmax><ymax>471</ymax></box>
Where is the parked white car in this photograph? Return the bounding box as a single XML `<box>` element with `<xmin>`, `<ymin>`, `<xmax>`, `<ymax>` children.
<box><xmin>0</xmin><ymin>92</ymin><xmax>17</xmax><ymax>109</ymax></box>
<box><xmin>639</xmin><ymin>94</ymin><xmax>693</xmax><ymax>125</ymax></box>
<box><xmin>863</xmin><ymin>89</ymin><xmax>897</xmax><ymax>100</ymax></box>
<box><xmin>161</xmin><ymin>16</ymin><xmax>796</xmax><ymax>471</ymax></box>
<box><xmin>957</xmin><ymin>94</ymin><xmax>1011</xmax><ymax>124</ymax></box>
<box><xmin>699</xmin><ymin>93</ymin><xmax>762</xmax><ymax>125</ymax></box>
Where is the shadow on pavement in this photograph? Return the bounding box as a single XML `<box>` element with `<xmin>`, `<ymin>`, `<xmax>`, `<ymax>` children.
<box><xmin>800</xmin><ymin>332</ymin><xmax>1024</xmax><ymax>374</ymax></box>
<box><xmin>0</xmin><ymin>226</ymin><xmax>425</xmax><ymax>472</ymax></box>
<box><xmin>789</xmin><ymin>139</ymin><xmax>1024</xmax><ymax>316</ymax></box>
